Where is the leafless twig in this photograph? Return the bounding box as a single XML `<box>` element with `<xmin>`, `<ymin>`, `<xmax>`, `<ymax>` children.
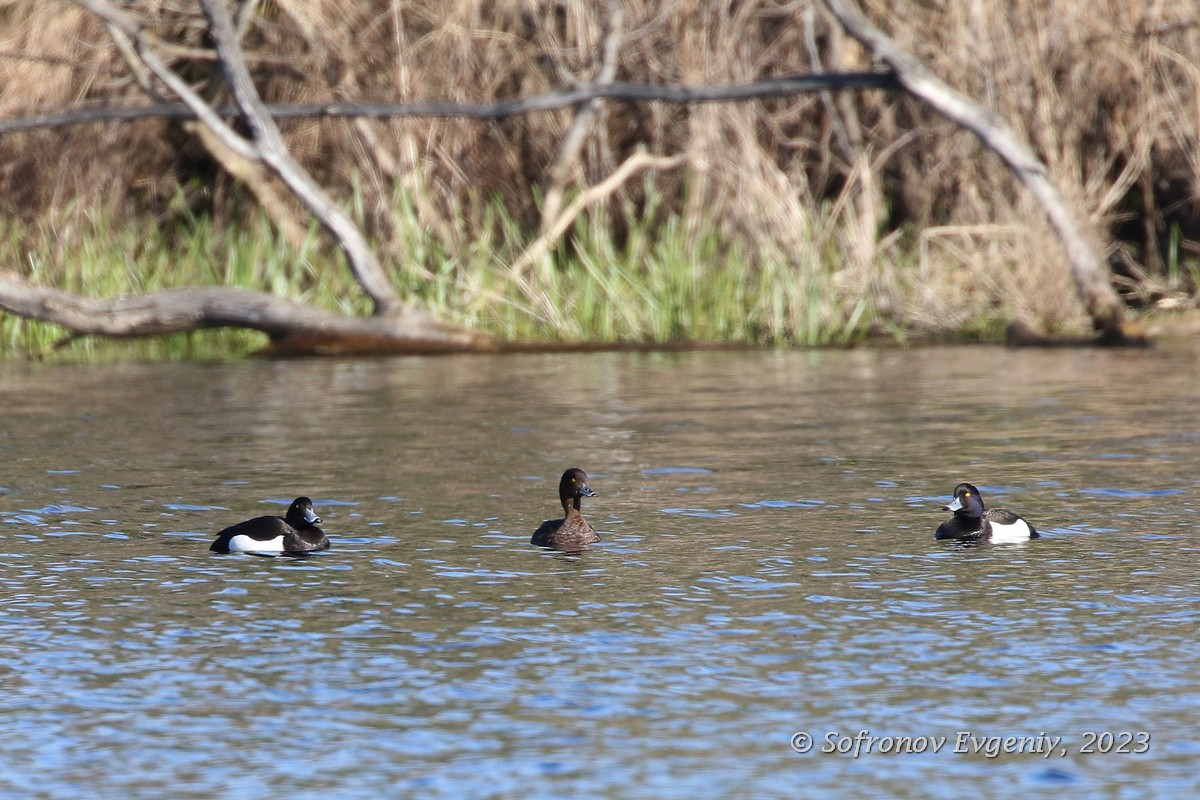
<box><xmin>0</xmin><ymin>72</ymin><xmax>899</xmax><ymax>135</ymax></box>
<box><xmin>539</xmin><ymin>0</ymin><xmax>625</xmax><ymax>235</ymax></box>
<box><xmin>505</xmin><ymin>148</ymin><xmax>687</xmax><ymax>329</ymax></box>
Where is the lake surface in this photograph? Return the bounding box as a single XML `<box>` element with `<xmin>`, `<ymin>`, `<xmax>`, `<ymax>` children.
<box><xmin>1</xmin><ymin>345</ymin><xmax>1198</xmax><ymax>798</ymax></box>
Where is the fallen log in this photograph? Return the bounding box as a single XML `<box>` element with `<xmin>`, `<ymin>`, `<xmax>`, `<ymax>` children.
<box><xmin>0</xmin><ymin>271</ymin><xmax>494</xmax><ymax>356</ymax></box>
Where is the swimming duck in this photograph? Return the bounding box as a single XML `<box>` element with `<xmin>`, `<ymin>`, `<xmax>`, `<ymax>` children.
<box><xmin>531</xmin><ymin>468</ymin><xmax>599</xmax><ymax>551</ymax></box>
<box><xmin>209</xmin><ymin>496</ymin><xmax>330</xmax><ymax>554</ymax></box>
<box><xmin>936</xmin><ymin>483</ymin><xmax>1039</xmax><ymax>542</ymax></box>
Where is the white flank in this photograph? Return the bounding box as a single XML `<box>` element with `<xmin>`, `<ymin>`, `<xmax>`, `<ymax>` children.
<box><xmin>987</xmin><ymin>519</ymin><xmax>1032</xmax><ymax>543</ymax></box>
<box><xmin>226</xmin><ymin>534</ymin><xmax>286</xmax><ymax>553</ymax></box>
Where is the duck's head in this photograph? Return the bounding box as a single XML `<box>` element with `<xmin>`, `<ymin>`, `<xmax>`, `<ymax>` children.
<box><xmin>559</xmin><ymin>468</ymin><xmax>597</xmax><ymax>504</ymax></box>
<box><xmin>287</xmin><ymin>496</ymin><xmax>322</xmax><ymax>526</ymax></box>
<box><xmin>943</xmin><ymin>483</ymin><xmax>984</xmax><ymax>517</ymax></box>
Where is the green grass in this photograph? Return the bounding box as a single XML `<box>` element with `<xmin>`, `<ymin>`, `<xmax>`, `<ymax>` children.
<box><xmin>0</xmin><ymin>191</ymin><xmax>882</xmax><ymax>362</ymax></box>
<box><xmin>482</xmin><ymin>212</ymin><xmax>872</xmax><ymax>346</ymax></box>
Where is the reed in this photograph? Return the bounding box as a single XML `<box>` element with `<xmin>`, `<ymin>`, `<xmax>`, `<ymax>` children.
<box><xmin>0</xmin><ymin>186</ymin><xmax>883</xmax><ymax>360</ymax></box>
<box><xmin>0</xmin><ymin>0</ymin><xmax>1197</xmax><ymax>357</ymax></box>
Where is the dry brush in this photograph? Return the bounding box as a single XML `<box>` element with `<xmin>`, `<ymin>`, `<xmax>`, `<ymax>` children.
<box><xmin>0</xmin><ymin>0</ymin><xmax>1197</xmax><ymax>346</ymax></box>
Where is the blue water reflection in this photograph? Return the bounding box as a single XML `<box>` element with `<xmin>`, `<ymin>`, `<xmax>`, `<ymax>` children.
<box><xmin>0</xmin><ymin>346</ymin><xmax>1197</xmax><ymax>796</ymax></box>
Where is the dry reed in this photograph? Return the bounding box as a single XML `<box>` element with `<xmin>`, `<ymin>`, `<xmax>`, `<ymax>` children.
<box><xmin>0</xmin><ymin>0</ymin><xmax>1197</xmax><ymax>338</ymax></box>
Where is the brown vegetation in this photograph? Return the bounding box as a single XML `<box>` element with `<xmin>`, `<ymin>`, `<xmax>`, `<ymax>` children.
<box><xmin>1</xmin><ymin>0</ymin><xmax>1198</xmax><ymax>339</ymax></box>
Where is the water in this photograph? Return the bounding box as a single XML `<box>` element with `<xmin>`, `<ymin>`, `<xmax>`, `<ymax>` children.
<box><xmin>1</xmin><ymin>346</ymin><xmax>1198</xmax><ymax>798</ymax></box>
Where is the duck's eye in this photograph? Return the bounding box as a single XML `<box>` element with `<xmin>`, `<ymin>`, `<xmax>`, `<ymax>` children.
<box><xmin>963</xmin><ymin>491</ymin><xmax>971</xmax><ymax>497</ymax></box>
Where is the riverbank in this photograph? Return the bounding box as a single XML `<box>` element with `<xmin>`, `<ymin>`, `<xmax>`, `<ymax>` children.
<box><xmin>2</xmin><ymin>196</ymin><xmax>1121</xmax><ymax>362</ymax></box>
<box><xmin>1</xmin><ymin>0</ymin><xmax>1196</xmax><ymax>362</ymax></box>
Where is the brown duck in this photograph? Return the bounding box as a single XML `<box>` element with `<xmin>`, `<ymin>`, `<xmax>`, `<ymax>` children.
<box><xmin>531</xmin><ymin>468</ymin><xmax>599</xmax><ymax>550</ymax></box>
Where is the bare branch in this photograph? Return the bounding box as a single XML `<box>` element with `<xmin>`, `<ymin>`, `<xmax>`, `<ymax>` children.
<box><xmin>48</xmin><ymin>0</ymin><xmax>489</xmax><ymax>353</ymax></box>
<box><xmin>0</xmin><ymin>72</ymin><xmax>899</xmax><ymax>135</ymax></box>
<box><xmin>540</xmin><ymin>0</ymin><xmax>625</xmax><ymax>235</ymax></box>
<box><xmin>821</xmin><ymin>0</ymin><xmax>1140</xmax><ymax>344</ymax></box>
<box><xmin>505</xmin><ymin>148</ymin><xmax>688</xmax><ymax>330</ymax></box>
<box><xmin>71</xmin><ymin>0</ymin><xmax>258</xmax><ymax>161</ymax></box>
<box><xmin>195</xmin><ymin>0</ymin><xmax>404</xmax><ymax>316</ymax></box>
<box><xmin>188</xmin><ymin>120</ymin><xmax>311</xmax><ymax>251</ymax></box>
<box><xmin>69</xmin><ymin>0</ymin><xmax>407</xmax><ymax>316</ymax></box>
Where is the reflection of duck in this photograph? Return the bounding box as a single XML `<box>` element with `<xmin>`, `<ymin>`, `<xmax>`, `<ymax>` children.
<box><xmin>936</xmin><ymin>483</ymin><xmax>1039</xmax><ymax>542</ymax></box>
<box><xmin>531</xmin><ymin>468</ymin><xmax>599</xmax><ymax>551</ymax></box>
<box><xmin>209</xmin><ymin>496</ymin><xmax>330</xmax><ymax>554</ymax></box>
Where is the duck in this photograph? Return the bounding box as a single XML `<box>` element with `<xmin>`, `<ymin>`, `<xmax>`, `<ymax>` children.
<box><xmin>209</xmin><ymin>496</ymin><xmax>330</xmax><ymax>554</ymax></box>
<box><xmin>936</xmin><ymin>482</ymin><xmax>1039</xmax><ymax>543</ymax></box>
<box><xmin>531</xmin><ymin>468</ymin><xmax>599</xmax><ymax>551</ymax></box>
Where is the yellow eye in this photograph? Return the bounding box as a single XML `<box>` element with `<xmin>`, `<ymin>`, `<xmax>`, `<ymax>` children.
<box><xmin>964</xmin><ymin>491</ymin><xmax>972</xmax><ymax>497</ymax></box>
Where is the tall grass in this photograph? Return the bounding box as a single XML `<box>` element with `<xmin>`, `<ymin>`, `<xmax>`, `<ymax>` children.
<box><xmin>0</xmin><ymin>185</ymin><xmax>883</xmax><ymax>360</ymax></box>
<box><xmin>0</xmin><ymin>208</ymin><xmax>328</xmax><ymax>361</ymax></box>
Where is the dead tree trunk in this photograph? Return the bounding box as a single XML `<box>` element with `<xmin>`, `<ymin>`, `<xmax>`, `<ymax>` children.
<box><xmin>822</xmin><ymin>0</ymin><xmax>1142</xmax><ymax>345</ymax></box>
